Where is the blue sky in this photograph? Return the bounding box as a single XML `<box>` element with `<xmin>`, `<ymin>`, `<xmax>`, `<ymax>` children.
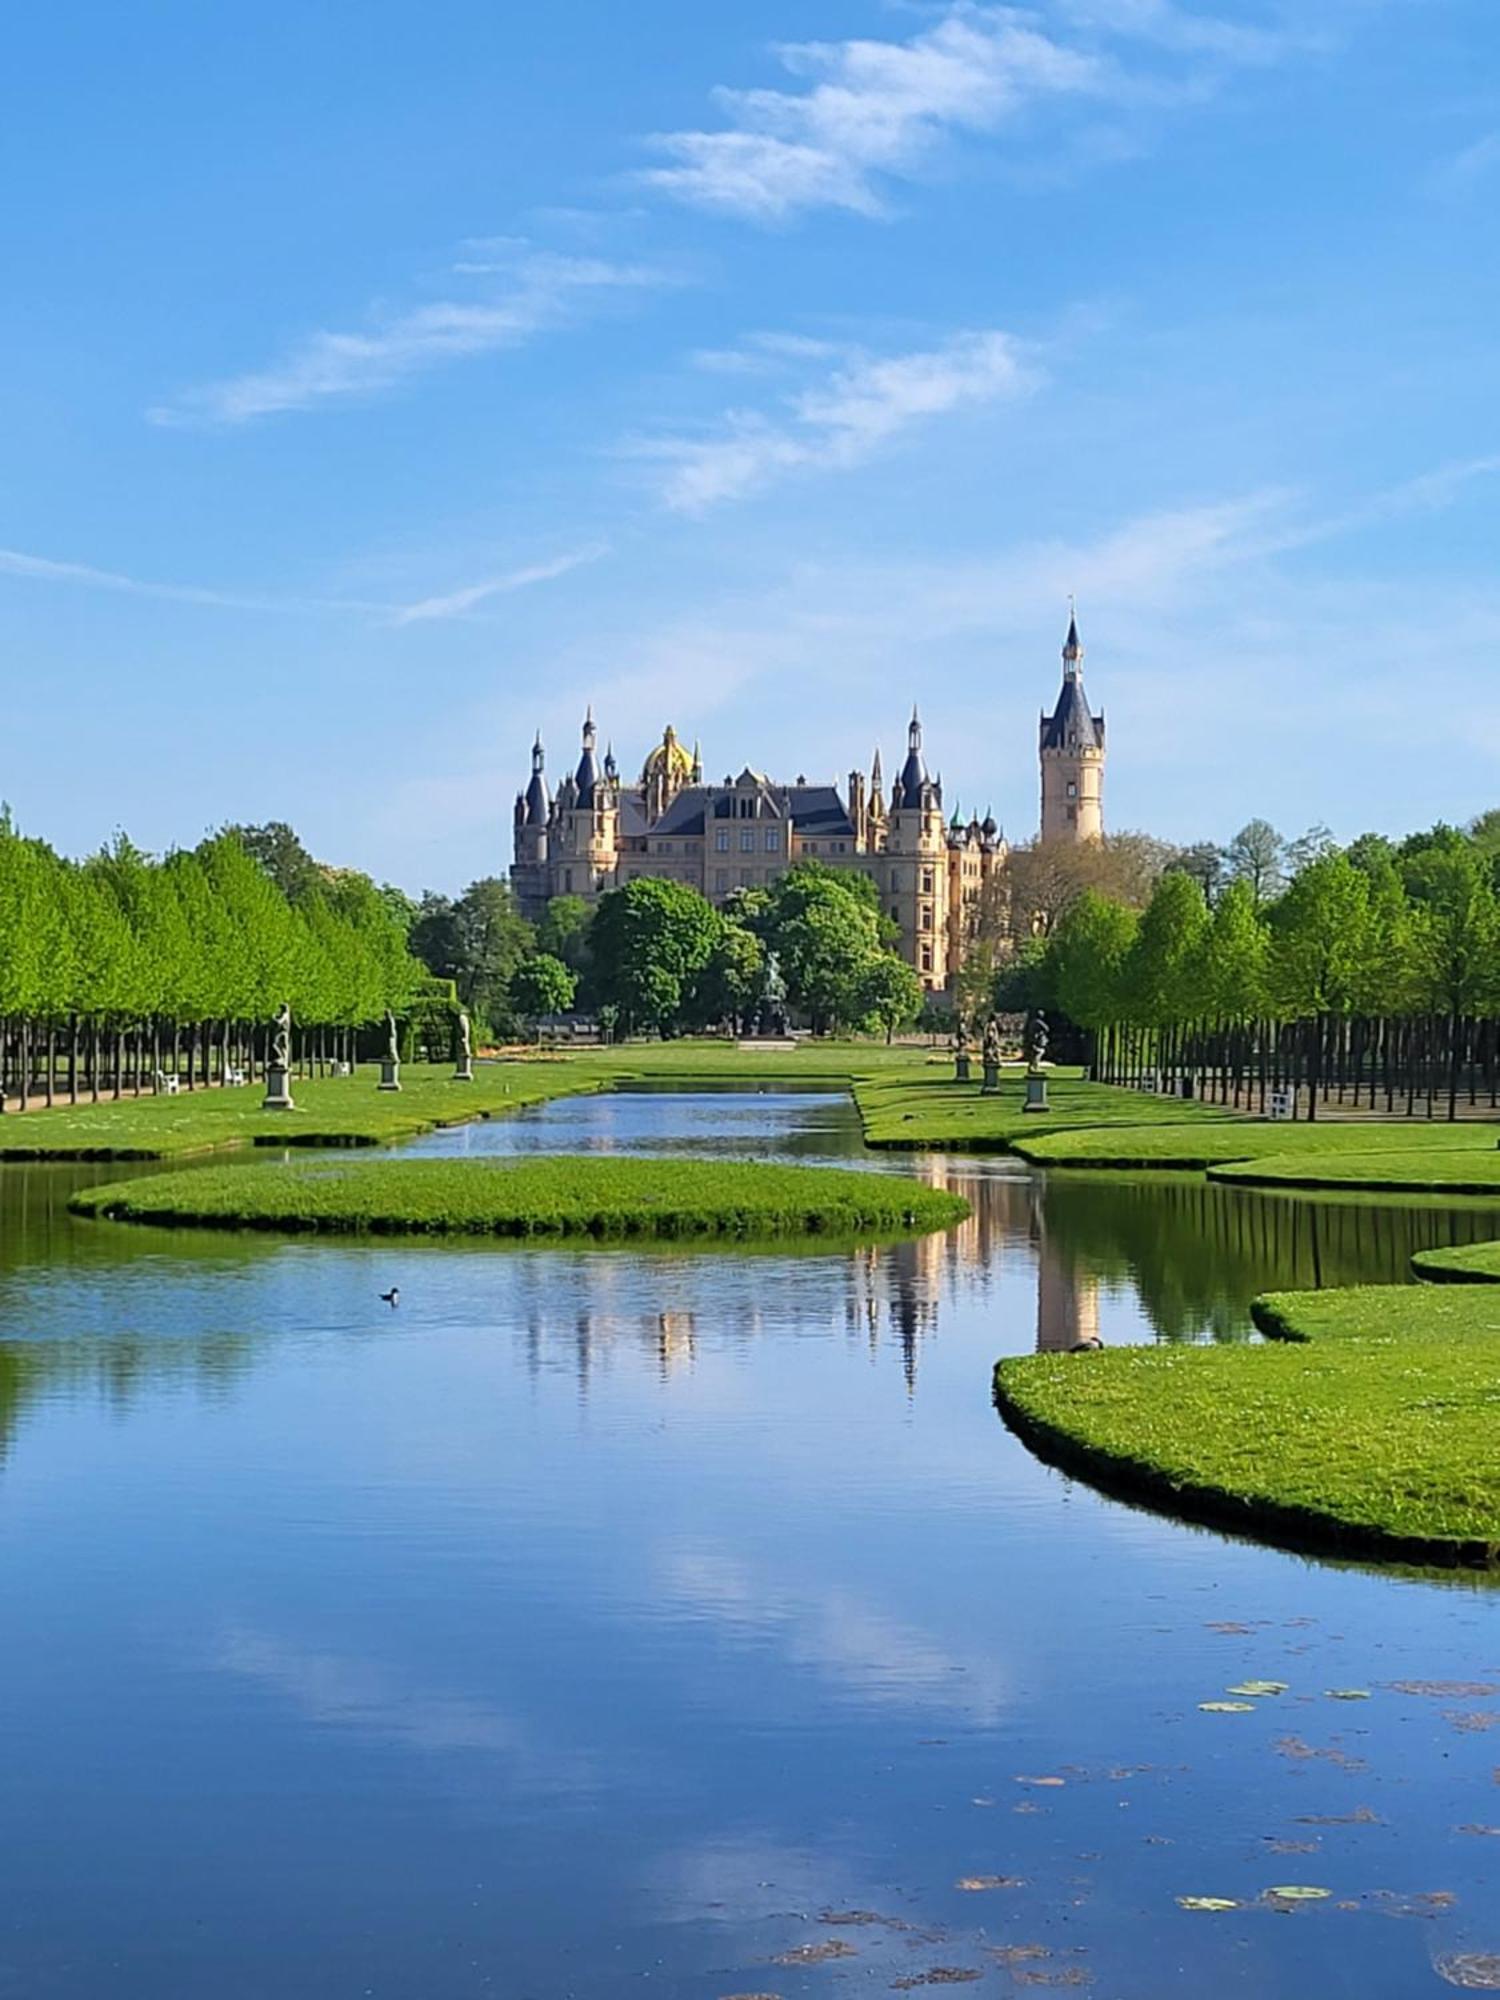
<box><xmin>2</xmin><ymin>0</ymin><xmax>1497</xmax><ymax>891</ymax></box>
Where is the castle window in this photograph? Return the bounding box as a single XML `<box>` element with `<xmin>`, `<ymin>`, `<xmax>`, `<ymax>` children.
<box><xmin>740</xmin><ymin>869</ymin><xmax>754</xmax><ymax>888</ymax></box>
<box><xmin>739</xmin><ymin>798</ymin><xmax>753</xmax><ymax>818</ymax></box>
<box><xmin>740</xmin><ymin>829</ymin><xmax>755</xmax><ymax>852</ymax></box>
<box><xmin>715</xmin><ymin>830</ymin><xmax>729</xmax><ymax>852</ymax></box>
<box><xmin>764</xmin><ymin>829</ymin><xmax>778</xmax><ymax>851</ymax></box>
<box><xmin>805</xmin><ymin>841</ymin><xmax>817</xmax><ymax>853</ymax></box>
<box><xmin>1067</xmin><ymin>781</ymin><xmax>1077</xmax><ymax>799</ymax></box>
<box><xmin>921</xmin><ymin>946</ymin><xmax>933</xmax><ymax>974</ymax></box>
<box><xmin>715</xmin><ymin>868</ymin><xmax>728</xmax><ymax>892</ymax></box>
<box><xmin>922</xmin><ymin>869</ymin><xmax>934</xmax><ymax>895</ymax></box>
<box><xmin>890</xmin><ymin>905</ymin><xmax>900</xmax><ymax>924</ymax></box>
<box><xmin>564</xmin><ymin>869</ymin><xmax>574</xmax><ymax>893</ymax></box>
<box><xmin>921</xmin><ymin>906</ymin><xmax>933</xmax><ymax>932</ymax></box>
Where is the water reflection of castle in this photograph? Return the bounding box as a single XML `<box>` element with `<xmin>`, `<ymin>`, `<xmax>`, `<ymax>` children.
<box><xmin>497</xmin><ymin>1163</ymin><xmax>1500</xmax><ymax>1394</ymax></box>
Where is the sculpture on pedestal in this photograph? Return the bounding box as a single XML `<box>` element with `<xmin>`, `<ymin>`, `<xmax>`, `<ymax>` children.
<box><xmin>1023</xmin><ymin>1008</ymin><xmax>1050</xmax><ymax>1112</ymax></box>
<box><xmin>262</xmin><ymin>1001</ymin><xmax>295</xmax><ymax>1110</ymax></box>
<box><xmin>453</xmin><ymin>1009</ymin><xmax>474</xmax><ymax>1082</ymax></box>
<box><xmin>981</xmin><ymin>1016</ymin><xmax>1002</xmax><ymax>1095</ymax></box>
<box><xmin>954</xmin><ymin>1020</ymin><xmax>971</xmax><ymax>1084</ymax></box>
<box><xmin>378</xmin><ymin>1009</ymin><xmax>402</xmax><ymax>1092</ymax></box>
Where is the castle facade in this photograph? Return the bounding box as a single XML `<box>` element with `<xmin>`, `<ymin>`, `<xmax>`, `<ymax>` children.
<box><xmin>512</xmin><ymin>616</ymin><xmax>1105</xmax><ymax>992</ymax></box>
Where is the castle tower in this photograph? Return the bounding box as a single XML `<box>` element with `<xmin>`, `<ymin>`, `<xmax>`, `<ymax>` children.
<box><xmin>886</xmin><ymin>709</ymin><xmax>950</xmax><ymax>989</ymax></box>
<box><xmin>1039</xmin><ymin>611</ymin><xmax>1106</xmax><ymax>842</ymax></box>
<box><xmin>511</xmin><ymin>732</ymin><xmax>552</xmax><ymax>918</ymax></box>
<box><xmin>868</xmin><ymin>748</ymin><xmax>887</xmax><ymax>843</ymax></box>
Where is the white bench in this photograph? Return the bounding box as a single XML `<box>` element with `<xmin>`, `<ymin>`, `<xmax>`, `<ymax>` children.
<box><xmin>154</xmin><ymin>1070</ymin><xmax>181</xmax><ymax>1097</ymax></box>
<box><xmin>225</xmin><ymin>1066</ymin><xmax>247</xmax><ymax>1087</ymax></box>
<box><xmin>1268</xmin><ymin>1087</ymin><xmax>1294</xmax><ymax>1121</ymax></box>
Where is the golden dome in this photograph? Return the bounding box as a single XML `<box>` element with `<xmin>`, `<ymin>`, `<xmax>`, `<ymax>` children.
<box><xmin>641</xmin><ymin>725</ymin><xmax>695</xmax><ymax>786</ymax></box>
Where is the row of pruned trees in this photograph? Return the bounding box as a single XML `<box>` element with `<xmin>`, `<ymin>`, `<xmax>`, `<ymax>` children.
<box><xmin>0</xmin><ymin>818</ymin><xmax>421</xmax><ymax>1108</ymax></box>
<box><xmin>1028</xmin><ymin>829</ymin><xmax>1500</xmax><ymax>1119</ymax></box>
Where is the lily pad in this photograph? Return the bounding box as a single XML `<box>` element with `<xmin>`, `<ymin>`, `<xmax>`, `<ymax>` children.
<box><xmin>1266</xmin><ymin>1885</ymin><xmax>1332</xmax><ymax>1902</ymax></box>
<box><xmin>1177</xmin><ymin>1896</ymin><xmax>1240</xmax><ymax>1912</ymax></box>
<box><xmin>1199</xmin><ymin>1701</ymin><xmax>1257</xmax><ymax>1713</ymax></box>
<box><xmin>1437</xmin><ymin>1956</ymin><xmax>1500</xmax><ymax>1991</ymax></box>
<box><xmin>1325</xmin><ymin>1689</ymin><xmax>1371</xmax><ymax>1700</ymax></box>
<box><xmin>955</xmin><ymin>1875</ymin><xmax>1025</xmax><ymax>1891</ymax></box>
<box><xmin>1228</xmin><ymin>1681</ymin><xmax>1290</xmax><ymax>1698</ymax></box>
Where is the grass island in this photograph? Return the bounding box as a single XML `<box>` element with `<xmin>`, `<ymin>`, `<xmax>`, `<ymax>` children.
<box><xmin>995</xmin><ymin>1283</ymin><xmax>1500</xmax><ymax>1568</ymax></box>
<box><xmin>70</xmin><ymin>1155</ymin><xmax>971</xmax><ymax>1243</ymax></box>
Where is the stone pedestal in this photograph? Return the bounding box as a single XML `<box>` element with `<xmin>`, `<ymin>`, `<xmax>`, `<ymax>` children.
<box><xmin>1023</xmin><ymin>1070</ymin><xmax>1050</xmax><ymax>1113</ymax></box>
<box><xmin>378</xmin><ymin>1059</ymin><xmax>402</xmax><ymax>1093</ymax></box>
<box><xmin>955</xmin><ymin>1054</ymin><xmax>971</xmax><ymax>1083</ymax></box>
<box><xmin>262</xmin><ymin>1065</ymin><xmax>295</xmax><ymax>1111</ymax></box>
<box><xmin>452</xmin><ymin>1059</ymin><xmax>474</xmax><ymax>1083</ymax></box>
<box><xmin>981</xmin><ymin>1061</ymin><xmax>1000</xmax><ymax>1095</ymax></box>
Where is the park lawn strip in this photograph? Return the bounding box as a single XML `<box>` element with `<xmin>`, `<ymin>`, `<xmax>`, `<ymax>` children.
<box><xmin>855</xmin><ymin>1071</ymin><xmax>1238</xmax><ymax>1151</ymax></box>
<box><xmin>70</xmin><ymin>1156</ymin><xmax>970</xmax><ymax>1241</ymax></box>
<box><xmin>994</xmin><ymin>1283</ymin><xmax>1500</xmax><ymax>1566</ymax></box>
<box><xmin>1013</xmin><ymin>1119</ymin><xmax>1497</xmax><ymax>1172</ymax></box>
<box><xmin>1209</xmin><ymin>1140</ymin><xmax>1500</xmax><ymax>1194</ymax></box>
<box><xmin>1412</xmin><ymin>1240</ymin><xmax>1500</xmax><ymax>1283</ymax></box>
<box><xmin>0</xmin><ymin>1063</ymin><xmax>603</xmax><ymax>1160</ymax></box>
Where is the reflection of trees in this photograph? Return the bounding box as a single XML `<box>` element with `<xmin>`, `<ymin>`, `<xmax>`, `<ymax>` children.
<box><xmin>1031</xmin><ymin>1176</ymin><xmax>1500</xmax><ymax>1344</ymax></box>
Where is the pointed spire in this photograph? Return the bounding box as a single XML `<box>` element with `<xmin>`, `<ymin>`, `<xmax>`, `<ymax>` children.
<box><xmin>871</xmin><ymin>746</ymin><xmax>884</xmax><ymax>786</ymax></box>
<box><xmin>1063</xmin><ymin>600</ymin><xmax>1083</xmax><ymax>674</ymax></box>
<box><xmin>531</xmin><ymin>731</ymin><xmax>545</xmax><ymax>774</ymax></box>
<box><xmin>691</xmin><ymin>737</ymin><xmax>703</xmax><ymax>783</ymax></box>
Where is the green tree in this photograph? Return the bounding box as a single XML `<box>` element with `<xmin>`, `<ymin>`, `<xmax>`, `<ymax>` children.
<box><xmin>1224</xmin><ymin>819</ymin><xmax>1286</xmax><ymax>904</ymax></box>
<box><xmin>1048</xmin><ymin>891</ymin><xmax>1139</xmax><ymax>1032</ymax></box>
<box><xmin>224</xmin><ymin>821</ymin><xmax>322</xmax><ymax>903</ymax></box>
<box><xmin>858</xmin><ymin>952</ymin><xmax>924</xmax><ymax>1043</ymax></box>
<box><xmin>535</xmin><ymin>894</ymin><xmax>594</xmax><ymax>973</ymax></box>
<box><xmin>685</xmin><ymin>920</ymin><xmax>764</xmax><ymax>1032</ymax></box>
<box><xmin>1123</xmin><ymin>872</ymin><xmax>1211</xmax><ymax>1029</ymax></box>
<box><xmin>1405</xmin><ymin>844</ymin><xmax>1500</xmax><ymax>1118</ymax></box>
<box><xmin>590</xmin><ymin>878</ymin><xmax>721</xmax><ymax>1035</ymax></box>
<box><xmin>510</xmin><ymin>953</ymin><xmax>578</xmax><ymax>1035</ymax></box>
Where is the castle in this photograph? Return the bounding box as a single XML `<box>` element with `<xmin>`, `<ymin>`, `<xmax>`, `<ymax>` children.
<box><xmin>512</xmin><ymin>615</ymin><xmax>1105</xmax><ymax>992</ymax></box>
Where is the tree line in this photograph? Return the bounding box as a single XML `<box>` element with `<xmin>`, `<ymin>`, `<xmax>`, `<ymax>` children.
<box><xmin>1013</xmin><ymin>815</ymin><xmax>1500</xmax><ymax>1120</ymax></box>
<box><xmin>473</xmin><ymin>865</ymin><xmax>926</xmax><ymax>1042</ymax></box>
<box><xmin>0</xmin><ymin>816</ymin><xmax>420</xmax><ymax>1107</ymax></box>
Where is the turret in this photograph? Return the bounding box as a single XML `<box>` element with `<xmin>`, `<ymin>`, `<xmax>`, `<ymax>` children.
<box><xmin>1039</xmin><ymin>609</ymin><xmax>1106</xmax><ymax>841</ymax></box>
<box><xmin>516</xmin><ymin>732</ymin><xmax>550</xmax><ymax>868</ymax></box>
<box><xmin>574</xmin><ymin>708</ymin><xmax>600</xmax><ymax>805</ymax></box>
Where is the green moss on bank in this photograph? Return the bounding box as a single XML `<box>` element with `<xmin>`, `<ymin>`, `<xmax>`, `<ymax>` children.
<box><xmin>70</xmin><ymin>1156</ymin><xmax>970</xmax><ymax>1242</ymax></box>
<box><xmin>994</xmin><ymin>1283</ymin><xmax>1500</xmax><ymax>1567</ymax></box>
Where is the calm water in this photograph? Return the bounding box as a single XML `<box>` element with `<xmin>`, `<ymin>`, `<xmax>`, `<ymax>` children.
<box><xmin>2</xmin><ymin>1086</ymin><xmax>1499</xmax><ymax>1997</ymax></box>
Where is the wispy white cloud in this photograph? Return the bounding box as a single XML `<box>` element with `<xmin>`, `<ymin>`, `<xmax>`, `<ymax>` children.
<box><xmin>1430</xmin><ymin>128</ymin><xmax>1500</xmax><ymax>196</ymax></box>
<box><xmin>0</xmin><ymin>544</ymin><xmax>351</xmax><ymax>614</ymax></box>
<box><xmin>388</xmin><ymin>543</ymin><xmax>612</xmax><ymax>626</ymax></box>
<box><xmin>636</xmin><ymin>329</ymin><xmax>1038</xmax><ymax>513</ymax></box>
<box><xmin>150</xmin><ymin>247</ymin><xmax>667</xmax><ymax>426</ymax></box>
<box><xmin>640</xmin><ymin>1</ymin><xmax>1309</xmax><ymax>222</ymax></box>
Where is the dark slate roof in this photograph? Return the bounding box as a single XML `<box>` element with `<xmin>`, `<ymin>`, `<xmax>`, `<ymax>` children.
<box><xmin>895</xmin><ymin>747</ymin><xmax>927</xmax><ymax>810</ymax></box>
<box><xmin>785</xmin><ymin>785</ymin><xmax>855</xmax><ymax>836</ymax></box>
<box><xmin>575</xmin><ymin>743</ymin><xmax>601</xmax><ymax>804</ymax></box>
<box><xmin>617</xmin><ymin>790</ymin><xmax>649</xmax><ymax>836</ymax></box>
<box><xmin>524</xmin><ymin>770</ymin><xmax>550</xmax><ymax>825</ymax></box>
<box><xmin>653</xmin><ymin>786</ymin><xmax>714</xmax><ymax>835</ymax></box>
<box><xmin>1040</xmin><ymin>675</ymin><xmax>1104</xmax><ymax>752</ymax></box>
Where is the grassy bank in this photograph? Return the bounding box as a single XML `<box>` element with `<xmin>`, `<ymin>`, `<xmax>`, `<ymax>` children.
<box><xmin>1012</xmin><ymin>1117</ymin><xmax>1498</xmax><ymax>1173</ymax></box>
<box><xmin>0</xmin><ymin>1064</ymin><xmax>603</xmax><ymax>1160</ymax></box>
<box><xmin>854</xmin><ymin>1070</ymin><xmax>1238</xmax><ymax>1150</ymax></box>
<box><xmin>70</xmin><ymin>1156</ymin><xmax>969</xmax><ymax>1242</ymax></box>
<box><xmin>1412</xmin><ymin>1240</ymin><xmax>1500</xmax><ymax>1283</ymax></box>
<box><xmin>994</xmin><ymin>1284</ymin><xmax>1500</xmax><ymax>1566</ymax></box>
<box><xmin>1209</xmin><ymin>1140</ymin><xmax>1500</xmax><ymax>1194</ymax></box>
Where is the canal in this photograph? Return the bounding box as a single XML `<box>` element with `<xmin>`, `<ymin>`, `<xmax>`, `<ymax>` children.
<box><xmin>0</xmin><ymin>1085</ymin><xmax>1496</xmax><ymax>1996</ymax></box>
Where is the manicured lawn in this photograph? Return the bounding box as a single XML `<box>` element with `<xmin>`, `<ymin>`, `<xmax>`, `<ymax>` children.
<box><xmin>70</xmin><ymin>1156</ymin><xmax>970</xmax><ymax>1242</ymax></box>
<box><xmin>0</xmin><ymin>1063</ymin><xmax>602</xmax><ymax>1160</ymax></box>
<box><xmin>1210</xmin><ymin>1139</ymin><xmax>1500</xmax><ymax>1194</ymax></box>
<box><xmin>1017</xmin><ymin>1118</ymin><xmax>1499</xmax><ymax>1173</ymax></box>
<box><xmin>1412</xmin><ymin>1240</ymin><xmax>1500</xmax><ymax>1283</ymax></box>
<box><xmin>994</xmin><ymin>1283</ymin><xmax>1500</xmax><ymax>1566</ymax></box>
<box><xmin>855</xmin><ymin>1070</ymin><xmax>1237</xmax><ymax>1150</ymax></box>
